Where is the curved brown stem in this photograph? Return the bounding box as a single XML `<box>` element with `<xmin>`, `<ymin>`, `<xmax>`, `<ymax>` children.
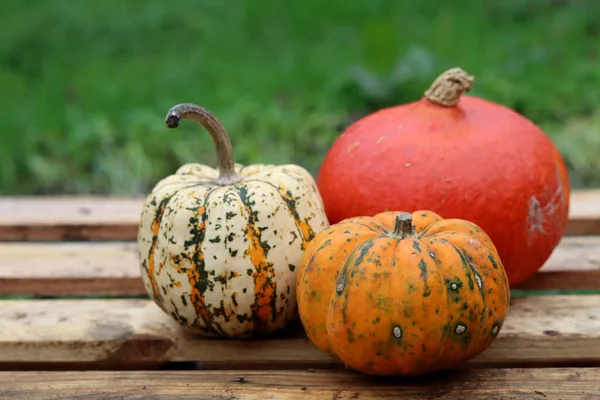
<box><xmin>391</xmin><ymin>212</ymin><xmax>416</xmax><ymax>239</ymax></box>
<box><xmin>424</xmin><ymin>67</ymin><xmax>474</xmax><ymax>107</ymax></box>
<box><xmin>165</xmin><ymin>103</ymin><xmax>242</xmax><ymax>185</ymax></box>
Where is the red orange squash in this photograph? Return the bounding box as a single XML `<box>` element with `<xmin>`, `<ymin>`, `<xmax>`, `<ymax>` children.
<box><xmin>317</xmin><ymin>67</ymin><xmax>570</xmax><ymax>286</ymax></box>
<box><xmin>296</xmin><ymin>210</ymin><xmax>510</xmax><ymax>376</ymax></box>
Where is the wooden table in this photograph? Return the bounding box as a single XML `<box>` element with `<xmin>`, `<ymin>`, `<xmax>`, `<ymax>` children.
<box><xmin>1</xmin><ymin>191</ymin><xmax>600</xmax><ymax>399</ymax></box>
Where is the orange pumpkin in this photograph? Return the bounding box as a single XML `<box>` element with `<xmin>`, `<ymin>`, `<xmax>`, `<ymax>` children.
<box><xmin>296</xmin><ymin>210</ymin><xmax>510</xmax><ymax>376</ymax></box>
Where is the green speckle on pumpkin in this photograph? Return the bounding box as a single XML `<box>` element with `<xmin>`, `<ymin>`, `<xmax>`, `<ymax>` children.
<box><xmin>347</xmin><ymin>328</ymin><xmax>355</xmax><ymax>343</ymax></box>
<box><xmin>488</xmin><ymin>253</ymin><xmax>499</xmax><ymax>269</ymax></box>
<box><xmin>418</xmin><ymin>259</ymin><xmax>432</xmax><ymax>297</ymax></box>
<box><xmin>412</xmin><ymin>240</ymin><xmax>421</xmax><ymax>252</ymax></box>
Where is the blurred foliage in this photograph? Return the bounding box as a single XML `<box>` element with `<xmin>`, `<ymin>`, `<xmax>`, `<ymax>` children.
<box><xmin>0</xmin><ymin>0</ymin><xmax>599</xmax><ymax>195</ymax></box>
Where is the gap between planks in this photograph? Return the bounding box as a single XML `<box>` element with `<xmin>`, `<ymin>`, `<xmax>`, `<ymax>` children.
<box><xmin>0</xmin><ymin>189</ymin><xmax>599</xmax><ymax>241</ymax></box>
<box><xmin>0</xmin><ymin>368</ymin><xmax>598</xmax><ymax>400</ymax></box>
<box><xmin>0</xmin><ymin>295</ymin><xmax>599</xmax><ymax>368</ymax></box>
<box><xmin>1</xmin><ymin>236</ymin><xmax>598</xmax><ymax>296</ymax></box>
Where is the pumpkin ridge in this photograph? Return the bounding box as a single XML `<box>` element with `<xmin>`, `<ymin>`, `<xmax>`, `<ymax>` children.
<box><xmin>274</xmin><ymin>187</ymin><xmax>317</xmax><ymax>248</ymax></box>
<box><xmin>303</xmin><ymin>238</ymin><xmax>333</xmax><ymax>273</ymax></box>
<box><xmin>446</xmin><ymin>241</ymin><xmax>487</xmax><ymax>304</ymax></box>
<box><xmin>235</xmin><ymin>184</ymin><xmax>279</xmax><ymax>333</ymax></box>
<box><xmin>297</xmin><ymin>225</ymin><xmax>378</xmax><ymax>359</ymax></box>
<box><xmin>394</xmin><ymin>235</ymin><xmax>435</xmax><ymax>299</ymax></box>
<box><xmin>182</xmin><ymin>186</ymin><xmax>223</xmax><ymax>335</ymax></box>
<box><xmin>451</xmin><ymin>242</ymin><xmax>490</xmax><ymax>344</ymax></box>
<box><xmin>418</xmin><ymin>240</ymin><xmax>453</xmax><ymax>371</ymax></box>
<box><xmin>337</xmin><ymin>216</ymin><xmax>391</xmax><ymax>235</ymax></box>
<box><xmin>486</xmin><ymin>251</ymin><xmax>510</xmax><ymax>307</ymax></box>
<box><xmin>326</xmin><ymin>236</ymin><xmax>397</xmax><ymax>369</ymax></box>
<box><xmin>418</xmin><ymin>236</ymin><xmax>485</xmax><ymax>363</ymax></box>
<box><xmin>334</xmin><ymin>237</ymin><xmax>378</xmax><ymax>326</ymax></box>
<box><xmin>173</xmin><ymin>177</ymin><xmax>217</xmax><ymax>185</ymax></box>
<box><xmin>344</xmin><ymin>221</ymin><xmax>383</xmax><ymax>235</ymax></box>
<box><xmin>389</xmin><ymin>238</ymin><xmax>452</xmax><ymax>375</ymax></box>
<box><xmin>416</xmin><ymin>257</ymin><xmax>432</xmax><ymax>298</ymax></box>
<box><xmin>239</xmin><ymin>164</ymin><xmax>260</xmax><ymax>175</ymax></box>
<box><xmin>433</xmin><ymin>235</ymin><xmax>502</xmax><ymax>362</ymax></box>
<box><xmin>242</xmin><ymin>178</ymin><xmax>316</xmax><ymax>249</ymax></box>
<box><xmin>417</xmin><ymin>223</ymin><xmax>437</xmax><ymax>238</ymax></box>
<box><xmin>298</xmin><ymin>234</ymin><xmax>343</xmax><ymax>295</ymax></box>
<box><xmin>417</xmin><ymin>221</ymin><xmax>475</xmax><ymax>241</ymax></box>
<box><xmin>146</xmin><ymin>193</ymin><xmax>178</xmax><ymax>306</ymax></box>
<box><xmin>447</xmin><ymin>242</ymin><xmax>476</xmax><ymax>293</ymax></box>
<box><xmin>154</xmin><ymin>178</ymin><xmax>217</xmax><ymax>192</ymax></box>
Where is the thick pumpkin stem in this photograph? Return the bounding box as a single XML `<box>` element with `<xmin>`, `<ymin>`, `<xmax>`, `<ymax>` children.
<box><xmin>391</xmin><ymin>212</ymin><xmax>416</xmax><ymax>239</ymax></box>
<box><xmin>424</xmin><ymin>67</ymin><xmax>474</xmax><ymax>107</ymax></box>
<box><xmin>165</xmin><ymin>103</ymin><xmax>242</xmax><ymax>185</ymax></box>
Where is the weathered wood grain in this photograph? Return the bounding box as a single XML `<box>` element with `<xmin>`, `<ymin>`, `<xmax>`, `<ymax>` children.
<box><xmin>567</xmin><ymin>189</ymin><xmax>600</xmax><ymax>235</ymax></box>
<box><xmin>1</xmin><ymin>236</ymin><xmax>598</xmax><ymax>296</ymax></box>
<box><xmin>0</xmin><ymin>296</ymin><xmax>599</xmax><ymax>368</ymax></box>
<box><xmin>0</xmin><ymin>190</ymin><xmax>598</xmax><ymax>241</ymax></box>
<box><xmin>0</xmin><ymin>368</ymin><xmax>598</xmax><ymax>400</ymax></box>
<box><xmin>0</xmin><ymin>242</ymin><xmax>141</xmax><ymax>296</ymax></box>
<box><xmin>0</xmin><ymin>196</ymin><xmax>143</xmax><ymax>241</ymax></box>
<box><xmin>514</xmin><ymin>236</ymin><xmax>600</xmax><ymax>291</ymax></box>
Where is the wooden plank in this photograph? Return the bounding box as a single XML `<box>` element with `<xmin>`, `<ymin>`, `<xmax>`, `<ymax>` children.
<box><xmin>0</xmin><ymin>242</ymin><xmax>141</xmax><ymax>296</ymax></box>
<box><xmin>0</xmin><ymin>190</ymin><xmax>598</xmax><ymax>241</ymax></box>
<box><xmin>514</xmin><ymin>235</ymin><xmax>600</xmax><ymax>291</ymax></box>
<box><xmin>0</xmin><ymin>196</ymin><xmax>142</xmax><ymax>241</ymax></box>
<box><xmin>1</xmin><ymin>236</ymin><xmax>598</xmax><ymax>296</ymax></box>
<box><xmin>567</xmin><ymin>189</ymin><xmax>600</xmax><ymax>235</ymax></box>
<box><xmin>0</xmin><ymin>295</ymin><xmax>599</xmax><ymax>368</ymax></box>
<box><xmin>0</xmin><ymin>368</ymin><xmax>598</xmax><ymax>399</ymax></box>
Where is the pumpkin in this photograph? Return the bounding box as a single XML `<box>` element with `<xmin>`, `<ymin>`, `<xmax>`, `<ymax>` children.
<box><xmin>296</xmin><ymin>210</ymin><xmax>510</xmax><ymax>376</ymax></box>
<box><xmin>316</xmin><ymin>67</ymin><xmax>570</xmax><ymax>286</ymax></box>
<box><xmin>137</xmin><ymin>103</ymin><xmax>329</xmax><ymax>338</ymax></box>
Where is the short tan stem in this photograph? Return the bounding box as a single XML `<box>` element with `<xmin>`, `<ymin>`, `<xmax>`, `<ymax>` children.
<box><xmin>424</xmin><ymin>67</ymin><xmax>474</xmax><ymax>107</ymax></box>
<box><xmin>165</xmin><ymin>103</ymin><xmax>242</xmax><ymax>185</ymax></box>
<box><xmin>391</xmin><ymin>212</ymin><xmax>416</xmax><ymax>239</ymax></box>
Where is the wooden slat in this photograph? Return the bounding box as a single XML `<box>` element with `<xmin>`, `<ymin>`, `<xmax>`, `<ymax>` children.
<box><xmin>0</xmin><ymin>242</ymin><xmax>141</xmax><ymax>296</ymax></box>
<box><xmin>0</xmin><ymin>190</ymin><xmax>599</xmax><ymax>241</ymax></box>
<box><xmin>514</xmin><ymin>236</ymin><xmax>600</xmax><ymax>291</ymax></box>
<box><xmin>1</xmin><ymin>236</ymin><xmax>598</xmax><ymax>296</ymax></box>
<box><xmin>0</xmin><ymin>295</ymin><xmax>599</xmax><ymax>368</ymax></box>
<box><xmin>0</xmin><ymin>196</ymin><xmax>143</xmax><ymax>241</ymax></box>
<box><xmin>0</xmin><ymin>368</ymin><xmax>598</xmax><ymax>399</ymax></box>
<box><xmin>567</xmin><ymin>189</ymin><xmax>600</xmax><ymax>235</ymax></box>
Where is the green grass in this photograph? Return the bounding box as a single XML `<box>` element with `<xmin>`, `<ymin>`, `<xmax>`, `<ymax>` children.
<box><xmin>2</xmin><ymin>0</ymin><xmax>600</xmax><ymax>195</ymax></box>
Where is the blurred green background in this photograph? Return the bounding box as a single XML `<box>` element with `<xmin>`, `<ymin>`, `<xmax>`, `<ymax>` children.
<box><xmin>2</xmin><ymin>0</ymin><xmax>600</xmax><ymax>195</ymax></box>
